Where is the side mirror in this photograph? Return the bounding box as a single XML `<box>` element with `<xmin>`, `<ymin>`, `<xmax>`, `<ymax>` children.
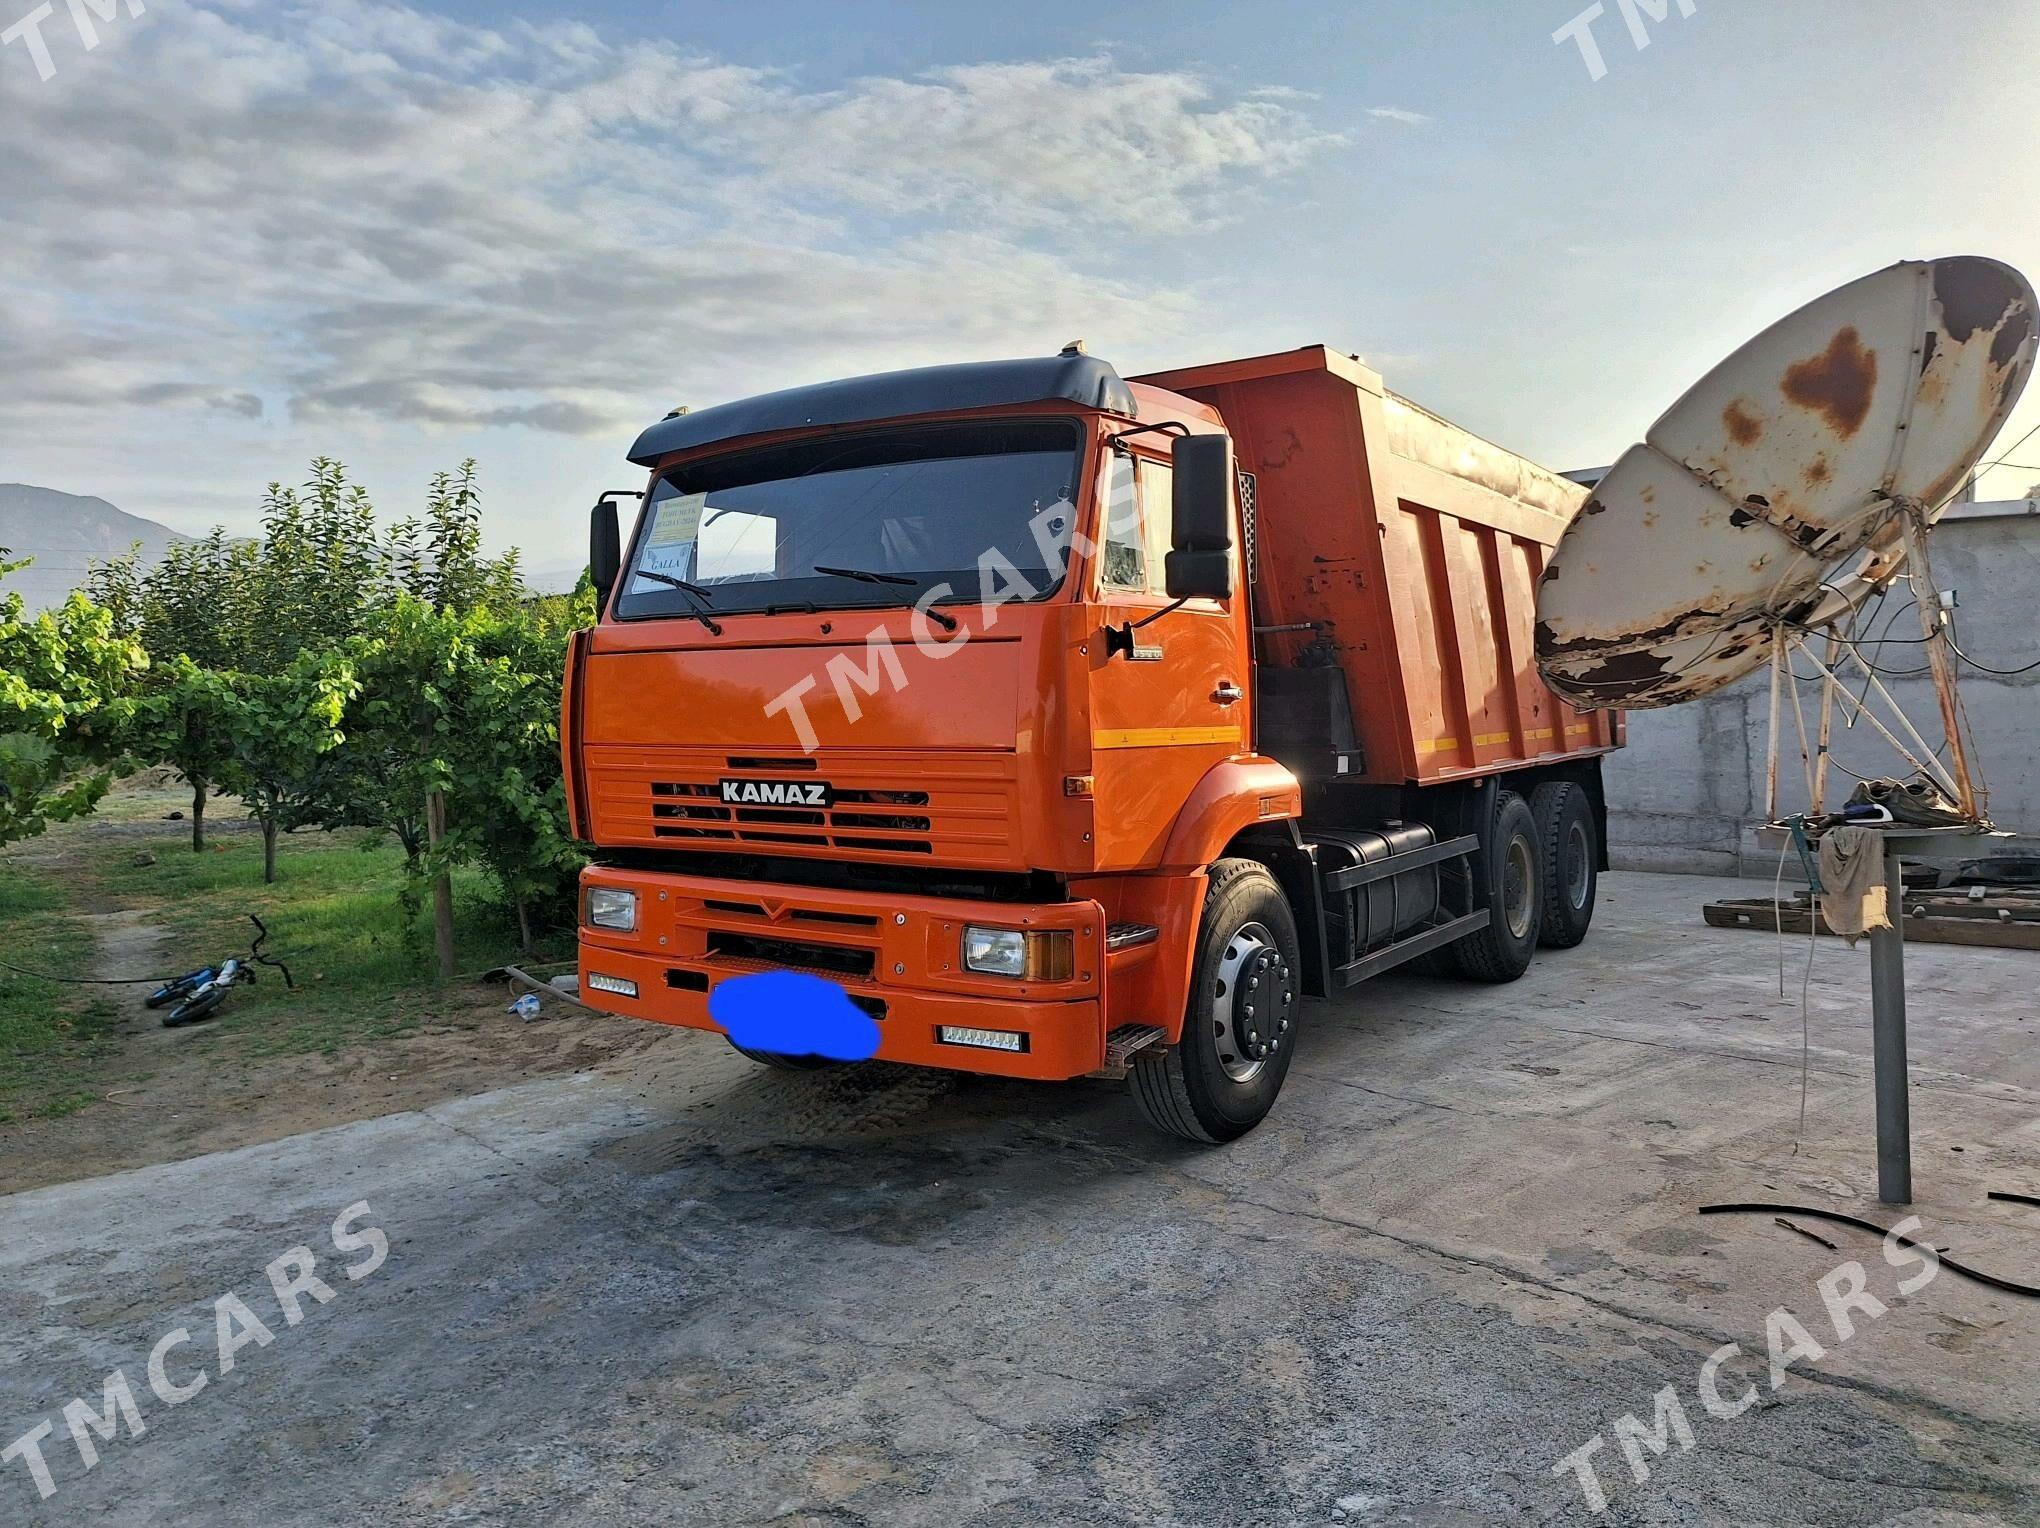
<box><xmin>590</xmin><ymin>499</ymin><xmax>622</xmax><ymax>610</ymax></box>
<box><xmin>1165</xmin><ymin>433</ymin><xmax>1234</xmax><ymax>600</ymax></box>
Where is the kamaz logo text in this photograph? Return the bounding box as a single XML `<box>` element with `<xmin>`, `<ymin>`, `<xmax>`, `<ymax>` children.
<box><xmin>720</xmin><ymin>779</ymin><xmax>833</xmax><ymax>807</ymax></box>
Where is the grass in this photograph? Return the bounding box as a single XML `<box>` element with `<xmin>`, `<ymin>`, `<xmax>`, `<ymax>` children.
<box><xmin>0</xmin><ymin>782</ymin><xmax>575</xmax><ymax>1117</ymax></box>
<box><xmin>87</xmin><ymin>825</ymin><xmax>573</xmax><ymax>1057</ymax></box>
<box><xmin>0</xmin><ymin>869</ymin><xmax>124</xmax><ymax>1123</ymax></box>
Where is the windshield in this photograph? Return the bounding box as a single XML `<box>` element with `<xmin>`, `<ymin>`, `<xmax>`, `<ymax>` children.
<box><xmin>616</xmin><ymin>419</ymin><xmax>1086</xmax><ymax>621</ymax></box>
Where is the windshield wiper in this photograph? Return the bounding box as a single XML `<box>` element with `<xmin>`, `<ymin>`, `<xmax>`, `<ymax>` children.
<box><xmin>813</xmin><ymin>564</ymin><xmax>916</xmax><ymax>586</ymax></box>
<box><xmin>809</xmin><ymin>566</ymin><xmax>958</xmax><ymax>630</ymax></box>
<box><xmin>633</xmin><ymin>569</ymin><xmax>723</xmax><ymax>635</ymax></box>
<box><xmin>813</xmin><ymin>565</ymin><xmax>961</xmax><ymax>632</ymax></box>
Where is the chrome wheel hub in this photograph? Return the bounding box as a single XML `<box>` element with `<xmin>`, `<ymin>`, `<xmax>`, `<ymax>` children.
<box><xmin>1212</xmin><ymin>921</ymin><xmax>1294</xmax><ymax>1083</ymax></box>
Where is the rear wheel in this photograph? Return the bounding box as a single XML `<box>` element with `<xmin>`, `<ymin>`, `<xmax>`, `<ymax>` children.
<box><xmin>1531</xmin><ymin>781</ymin><xmax>1597</xmax><ymax>948</ymax></box>
<box><xmin>1450</xmin><ymin>790</ymin><xmax>1541</xmax><ymax>982</ymax></box>
<box><xmin>146</xmin><ymin>968</ymin><xmax>212</xmax><ymax>1009</ymax></box>
<box><xmin>1132</xmin><ymin>859</ymin><xmax>1301</xmax><ymax>1143</ymax></box>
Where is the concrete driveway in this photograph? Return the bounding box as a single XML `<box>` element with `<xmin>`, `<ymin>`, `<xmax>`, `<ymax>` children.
<box><xmin>4</xmin><ymin>873</ymin><xmax>2036</xmax><ymax>1525</ymax></box>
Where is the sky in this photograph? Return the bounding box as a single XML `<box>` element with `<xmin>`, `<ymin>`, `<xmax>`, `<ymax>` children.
<box><xmin>4</xmin><ymin>0</ymin><xmax>2038</xmax><ymax>585</ymax></box>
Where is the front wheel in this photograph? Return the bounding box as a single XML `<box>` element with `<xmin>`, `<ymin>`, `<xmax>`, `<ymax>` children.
<box><xmin>163</xmin><ymin>984</ymin><xmax>226</xmax><ymax>1028</ymax></box>
<box><xmin>729</xmin><ymin>1041</ymin><xmax>845</xmax><ymax>1071</ymax></box>
<box><xmin>1132</xmin><ymin>858</ymin><xmax>1302</xmax><ymax>1144</ymax></box>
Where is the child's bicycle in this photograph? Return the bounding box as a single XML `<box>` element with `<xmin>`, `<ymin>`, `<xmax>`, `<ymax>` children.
<box><xmin>145</xmin><ymin>915</ymin><xmax>294</xmax><ymax>1028</ymax></box>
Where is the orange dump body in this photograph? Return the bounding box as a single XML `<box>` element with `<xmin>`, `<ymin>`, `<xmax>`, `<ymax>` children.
<box><xmin>1136</xmin><ymin>346</ymin><xmax>1623</xmax><ymax>783</ymax></box>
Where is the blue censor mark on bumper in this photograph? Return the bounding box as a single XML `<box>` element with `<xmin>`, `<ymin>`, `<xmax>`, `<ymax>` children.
<box><xmin>708</xmin><ymin>970</ymin><xmax>881</xmax><ymax>1061</ymax></box>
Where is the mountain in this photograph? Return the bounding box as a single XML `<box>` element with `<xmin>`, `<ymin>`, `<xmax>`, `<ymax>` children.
<box><xmin>519</xmin><ymin>559</ymin><xmax>591</xmax><ymax>596</ymax></box>
<box><xmin>0</xmin><ymin>484</ymin><xmax>193</xmax><ymax>611</ymax></box>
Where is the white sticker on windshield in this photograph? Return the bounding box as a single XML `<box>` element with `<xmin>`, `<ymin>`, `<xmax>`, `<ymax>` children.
<box><xmin>648</xmin><ymin>493</ymin><xmax>706</xmax><ymax>546</ymax></box>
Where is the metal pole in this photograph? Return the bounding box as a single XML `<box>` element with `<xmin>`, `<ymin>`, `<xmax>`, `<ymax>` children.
<box><xmin>1866</xmin><ymin>844</ymin><xmax>1912</xmax><ymax>1205</ymax></box>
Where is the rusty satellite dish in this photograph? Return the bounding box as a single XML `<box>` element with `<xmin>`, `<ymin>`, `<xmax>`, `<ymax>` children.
<box><xmin>1537</xmin><ymin>256</ymin><xmax>2037</xmax><ymax>709</ymax></box>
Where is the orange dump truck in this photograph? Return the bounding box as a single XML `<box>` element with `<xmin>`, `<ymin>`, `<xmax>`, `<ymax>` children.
<box><xmin>566</xmin><ymin>344</ymin><xmax>1622</xmax><ymax>1140</ymax></box>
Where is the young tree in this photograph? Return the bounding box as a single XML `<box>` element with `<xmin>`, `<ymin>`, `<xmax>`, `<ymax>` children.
<box><xmin>0</xmin><ymin>556</ymin><xmax>147</xmax><ymax>847</ymax></box>
<box><xmin>244</xmin><ymin>463</ymin><xmax>386</xmax><ymax>670</ymax></box>
<box><xmin>131</xmin><ymin>659</ymin><xmax>241</xmax><ymax>853</ymax></box>
<box><xmin>92</xmin><ymin>458</ymin><xmax>583</xmax><ymax>968</ymax></box>
<box><xmin>91</xmin><ymin>532</ymin><xmax>255</xmax><ymax>847</ymax></box>
<box><xmin>442</xmin><ymin>602</ymin><xmax>589</xmax><ymax>951</ymax></box>
<box><xmin>318</xmin><ymin>598</ymin><xmax>461</xmax><ymax>958</ymax></box>
<box><xmin>216</xmin><ymin>651</ymin><xmax>359</xmax><ymax>883</ymax></box>
<box><xmin>317</xmin><ymin>464</ymin><xmax>533</xmax><ymax>968</ymax></box>
<box><xmin>389</xmin><ymin>459</ymin><xmax>523</xmax><ymax>615</ymax></box>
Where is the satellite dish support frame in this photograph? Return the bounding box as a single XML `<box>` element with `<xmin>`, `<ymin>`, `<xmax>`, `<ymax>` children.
<box><xmin>1895</xmin><ymin>506</ymin><xmax>1982</xmax><ymax>822</ymax></box>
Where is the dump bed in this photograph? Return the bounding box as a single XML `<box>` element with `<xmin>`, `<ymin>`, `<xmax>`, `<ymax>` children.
<box><xmin>1135</xmin><ymin>346</ymin><xmax>1622</xmax><ymax>786</ymax></box>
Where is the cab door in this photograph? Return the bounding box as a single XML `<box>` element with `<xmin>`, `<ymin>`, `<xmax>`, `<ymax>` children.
<box><xmin>1086</xmin><ymin>442</ymin><xmax>1250</xmax><ymax>868</ymax></box>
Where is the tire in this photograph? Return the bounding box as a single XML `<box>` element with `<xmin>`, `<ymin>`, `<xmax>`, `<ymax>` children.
<box><xmin>1132</xmin><ymin>858</ymin><xmax>1302</xmax><ymax>1144</ymax></box>
<box><xmin>729</xmin><ymin>1041</ymin><xmax>843</xmax><ymax>1071</ymax></box>
<box><xmin>163</xmin><ymin>985</ymin><xmax>226</xmax><ymax>1028</ymax></box>
<box><xmin>1531</xmin><ymin>781</ymin><xmax>1597</xmax><ymax>949</ymax></box>
<box><xmin>1450</xmin><ymin>790</ymin><xmax>1541</xmax><ymax>982</ymax></box>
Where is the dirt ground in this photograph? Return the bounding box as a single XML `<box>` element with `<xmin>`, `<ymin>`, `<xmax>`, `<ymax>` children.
<box><xmin>0</xmin><ymin>782</ymin><xmax>666</xmax><ymax>1195</ymax></box>
<box><xmin>4</xmin><ymin>870</ymin><xmax>2035</xmax><ymax>1525</ymax></box>
<box><xmin>0</xmin><ymin>991</ymin><xmax>668</xmax><ymax>1196</ymax></box>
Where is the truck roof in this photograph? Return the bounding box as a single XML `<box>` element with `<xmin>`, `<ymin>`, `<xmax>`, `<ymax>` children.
<box><xmin>627</xmin><ymin>352</ymin><xmax>1139</xmax><ymax>465</ymax></box>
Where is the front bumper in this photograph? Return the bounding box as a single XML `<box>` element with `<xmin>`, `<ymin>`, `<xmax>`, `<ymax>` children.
<box><xmin>577</xmin><ymin>865</ymin><xmax>1108</xmax><ymax>1080</ymax></box>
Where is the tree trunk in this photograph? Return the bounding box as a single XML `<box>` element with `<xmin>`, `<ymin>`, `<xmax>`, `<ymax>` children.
<box><xmin>425</xmin><ymin>789</ymin><xmax>456</xmax><ymax>980</ymax></box>
<box><xmin>515</xmin><ymin>897</ymin><xmax>534</xmax><ymax>957</ymax></box>
<box><xmin>191</xmin><ymin>781</ymin><xmax>206</xmax><ymax>853</ymax></box>
<box><xmin>262</xmin><ymin>818</ymin><xmax>279</xmax><ymax>884</ymax></box>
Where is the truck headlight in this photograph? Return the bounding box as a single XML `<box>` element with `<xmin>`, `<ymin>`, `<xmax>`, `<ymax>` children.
<box><xmin>585</xmin><ymin>887</ymin><xmax>638</xmax><ymax>932</ymax></box>
<box><xmin>963</xmin><ymin>926</ymin><xmax>1074</xmax><ymax>981</ymax></box>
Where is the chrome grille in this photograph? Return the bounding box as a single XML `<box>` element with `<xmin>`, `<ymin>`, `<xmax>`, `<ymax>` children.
<box><xmin>590</xmin><ymin>750</ymin><xmax>1017</xmax><ymax>864</ymax></box>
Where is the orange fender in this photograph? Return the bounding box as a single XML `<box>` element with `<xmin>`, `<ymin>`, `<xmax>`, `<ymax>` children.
<box><xmin>1156</xmin><ymin>755</ymin><xmax>1302</xmax><ymax>873</ymax></box>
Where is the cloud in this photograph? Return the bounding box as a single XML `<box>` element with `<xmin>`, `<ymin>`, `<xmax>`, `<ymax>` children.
<box><xmin>1367</xmin><ymin>105</ymin><xmax>1432</xmax><ymax>125</ymax></box>
<box><xmin>0</xmin><ymin>2</ymin><xmax>1335</xmax><ymax>454</ymax></box>
<box><xmin>126</xmin><ymin>383</ymin><xmax>265</xmax><ymax>418</ymax></box>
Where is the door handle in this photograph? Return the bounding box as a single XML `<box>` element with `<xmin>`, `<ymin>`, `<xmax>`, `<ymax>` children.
<box><xmin>1212</xmin><ymin>681</ymin><xmax>1244</xmax><ymax>706</ymax></box>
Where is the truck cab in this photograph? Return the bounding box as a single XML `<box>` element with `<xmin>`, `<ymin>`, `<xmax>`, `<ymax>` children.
<box><xmin>566</xmin><ymin>346</ymin><xmax>1619</xmax><ymax>1141</ymax></box>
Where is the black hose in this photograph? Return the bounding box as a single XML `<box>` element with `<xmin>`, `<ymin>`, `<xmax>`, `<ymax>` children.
<box><xmin>1698</xmin><ymin>1202</ymin><xmax>2040</xmax><ymax>1300</ymax></box>
<box><xmin>0</xmin><ymin>958</ymin><xmax>166</xmax><ymax>985</ymax></box>
<box><xmin>0</xmin><ymin>912</ymin><xmax>289</xmax><ymax>988</ymax></box>
<box><xmin>1988</xmin><ymin>1191</ymin><xmax>2040</xmax><ymax>1210</ymax></box>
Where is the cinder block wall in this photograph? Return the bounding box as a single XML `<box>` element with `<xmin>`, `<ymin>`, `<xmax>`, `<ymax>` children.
<box><xmin>1603</xmin><ymin>504</ymin><xmax>2040</xmax><ymax>875</ymax></box>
